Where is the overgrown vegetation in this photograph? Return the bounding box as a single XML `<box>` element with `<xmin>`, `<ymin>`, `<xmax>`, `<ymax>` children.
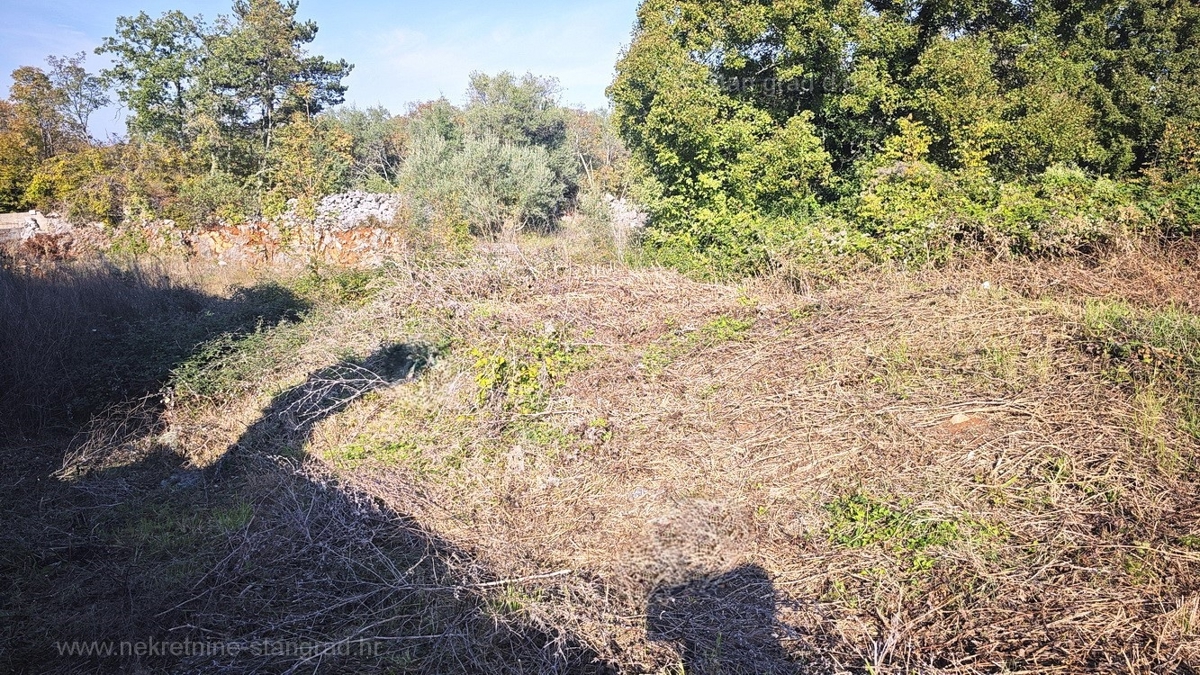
<box><xmin>3</xmin><ymin>1</ymin><xmax>1200</xmax><ymax>674</ymax></box>
<box><xmin>0</xmin><ymin>1</ymin><xmax>625</xmax><ymax>237</ymax></box>
<box><xmin>1083</xmin><ymin>300</ymin><xmax>1200</xmax><ymax>440</ymax></box>
<box><xmin>610</xmin><ymin>0</ymin><xmax>1200</xmax><ymax>273</ymax></box>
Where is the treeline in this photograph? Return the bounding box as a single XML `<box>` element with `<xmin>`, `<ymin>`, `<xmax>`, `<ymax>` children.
<box><xmin>610</xmin><ymin>0</ymin><xmax>1200</xmax><ymax>273</ymax></box>
<box><xmin>0</xmin><ymin>0</ymin><xmax>626</xmax><ymax>235</ymax></box>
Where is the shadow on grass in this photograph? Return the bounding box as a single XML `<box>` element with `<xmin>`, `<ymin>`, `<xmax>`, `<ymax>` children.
<box><xmin>0</xmin><ymin>260</ymin><xmax>308</xmax><ymax>437</ymax></box>
<box><xmin>647</xmin><ymin>565</ymin><xmax>797</xmax><ymax>675</ymax></box>
<box><xmin>2</xmin><ymin>323</ymin><xmax>610</xmax><ymax>672</ymax></box>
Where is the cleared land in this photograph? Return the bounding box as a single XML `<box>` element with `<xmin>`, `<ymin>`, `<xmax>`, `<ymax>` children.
<box><xmin>2</xmin><ymin>238</ymin><xmax>1199</xmax><ymax>673</ymax></box>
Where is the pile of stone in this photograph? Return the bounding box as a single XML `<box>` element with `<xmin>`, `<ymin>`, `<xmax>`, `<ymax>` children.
<box><xmin>6</xmin><ymin>210</ymin><xmax>73</xmax><ymax>240</ymax></box>
<box><xmin>281</xmin><ymin>191</ymin><xmax>407</xmax><ymax>232</ymax></box>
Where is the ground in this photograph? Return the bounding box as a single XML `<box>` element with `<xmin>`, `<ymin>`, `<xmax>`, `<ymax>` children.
<box><xmin>2</xmin><ymin>235</ymin><xmax>1198</xmax><ymax>673</ymax></box>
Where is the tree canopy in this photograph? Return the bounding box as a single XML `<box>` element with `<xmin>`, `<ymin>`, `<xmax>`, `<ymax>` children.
<box><xmin>610</xmin><ymin>0</ymin><xmax>1200</xmax><ymax>270</ymax></box>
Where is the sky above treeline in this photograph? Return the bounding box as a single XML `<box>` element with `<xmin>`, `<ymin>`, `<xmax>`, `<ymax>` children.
<box><xmin>0</xmin><ymin>0</ymin><xmax>640</xmax><ymax>137</ymax></box>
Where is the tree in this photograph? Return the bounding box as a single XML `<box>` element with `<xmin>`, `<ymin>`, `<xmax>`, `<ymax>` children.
<box><xmin>263</xmin><ymin>112</ymin><xmax>354</xmax><ymax>217</ymax></box>
<box><xmin>464</xmin><ymin>71</ymin><xmax>579</xmax><ymax>203</ymax></box>
<box><xmin>327</xmin><ymin>105</ymin><xmax>407</xmax><ymax>190</ymax></box>
<box><xmin>609</xmin><ymin>3</ymin><xmax>830</xmax><ymax>236</ymax></box>
<box><xmin>610</xmin><ymin>0</ymin><xmax>1200</xmax><ymax>265</ymax></box>
<box><xmin>8</xmin><ymin>66</ymin><xmax>73</xmax><ymax>160</ymax></box>
<box><xmin>205</xmin><ymin>0</ymin><xmax>352</xmax><ymax>173</ymax></box>
<box><xmin>0</xmin><ymin>100</ymin><xmax>40</xmax><ymax>210</ymax></box>
<box><xmin>46</xmin><ymin>52</ymin><xmax>110</xmax><ymax>137</ymax></box>
<box><xmin>97</xmin><ymin>10</ymin><xmax>206</xmax><ymax>147</ymax></box>
<box><xmin>465</xmin><ymin>72</ymin><xmax>567</xmax><ymax>149</ymax></box>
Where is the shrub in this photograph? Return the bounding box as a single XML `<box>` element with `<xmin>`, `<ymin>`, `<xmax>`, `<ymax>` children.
<box><xmin>23</xmin><ymin>147</ymin><xmax>123</xmax><ymax>224</ymax></box>
<box><xmin>263</xmin><ymin>113</ymin><xmax>355</xmax><ymax>220</ymax></box>
<box><xmin>452</xmin><ymin>136</ymin><xmax>564</xmax><ymax>235</ymax></box>
<box><xmin>401</xmin><ymin>132</ymin><xmax>565</xmax><ymax>237</ymax></box>
<box><xmin>169</xmin><ymin>171</ymin><xmax>257</xmax><ymax>228</ymax></box>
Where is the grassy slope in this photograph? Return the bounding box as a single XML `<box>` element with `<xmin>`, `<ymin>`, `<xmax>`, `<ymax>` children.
<box><xmin>3</xmin><ymin>237</ymin><xmax>1199</xmax><ymax>673</ymax></box>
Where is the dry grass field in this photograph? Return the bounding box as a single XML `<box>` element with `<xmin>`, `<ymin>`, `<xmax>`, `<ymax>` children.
<box><xmin>2</xmin><ymin>233</ymin><xmax>1198</xmax><ymax>673</ymax></box>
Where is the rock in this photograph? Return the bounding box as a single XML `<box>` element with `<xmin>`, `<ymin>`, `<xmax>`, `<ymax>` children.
<box><xmin>280</xmin><ymin>191</ymin><xmax>407</xmax><ymax>232</ymax></box>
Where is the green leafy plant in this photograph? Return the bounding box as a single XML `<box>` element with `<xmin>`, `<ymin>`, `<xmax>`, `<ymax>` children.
<box><xmin>472</xmin><ymin>332</ymin><xmax>581</xmax><ymax>414</ymax></box>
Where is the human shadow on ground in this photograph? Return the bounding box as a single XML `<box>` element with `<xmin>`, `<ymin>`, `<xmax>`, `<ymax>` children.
<box><xmin>3</xmin><ymin>291</ymin><xmax>611</xmax><ymax>674</ymax></box>
<box><xmin>647</xmin><ymin>564</ymin><xmax>798</xmax><ymax>675</ymax></box>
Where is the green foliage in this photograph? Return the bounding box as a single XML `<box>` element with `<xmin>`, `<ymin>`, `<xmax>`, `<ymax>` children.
<box><xmin>853</xmin><ymin>155</ymin><xmax>1138</xmax><ymax>262</ymax></box>
<box><xmin>396</xmin><ymin>75</ymin><xmax>590</xmax><ymax>236</ymax></box>
<box><xmin>451</xmin><ymin>136</ymin><xmax>564</xmax><ymax>234</ymax></box>
<box><xmin>825</xmin><ymin>492</ymin><xmax>961</xmax><ymax>552</ymax></box>
<box><xmin>327</xmin><ymin>438</ymin><xmax>421</xmax><ymax>470</ymax></box>
<box><xmin>612</xmin><ymin>0</ymin><xmax>1200</xmax><ymax>270</ymax></box>
<box><xmin>263</xmin><ymin>112</ymin><xmax>354</xmax><ymax>218</ymax></box>
<box><xmin>107</xmin><ymin>226</ymin><xmax>152</xmax><ymax>257</ymax></box>
<box><xmin>1082</xmin><ymin>301</ymin><xmax>1200</xmax><ymax>439</ymax></box>
<box><xmin>472</xmin><ymin>331</ymin><xmax>581</xmax><ymax>414</ymax></box>
<box><xmin>165</xmin><ymin>282</ymin><xmax>309</xmax><ymax>407</ymax></box>
<box><xmin>23</xmin><ymin>147</ymin><xmax>123</xmax><ymax>224</ymax></box>
<box><xmin>402</xmin><ymin>133</ymin><xmax>550</xmax><ymax>235</ymax></box>
<box><xmin>291</xmin><ymin>265</ymin><xmax>382</xmax><ymax>305</ymax></box>
<box><xmin>114</xmin><ymin>138</ymin><xmax>195</xmax><ymax>222</ymax></box>
<box><xmin>98</xmin><ymin>1</ymin><xmax>351</xmax><ymax>180</ymax></box>
<box><xmin>567</xmin><ymin>108</ymin><xmax>630</xmax><ymax>196</ymax></box>
<box><xmin>204</xmin><ymin>0</ymin><xmax>352</xmax><ymax>173</ymax></box>
<box><xmin>0</xmin><ymin>100</ymin><xmax>41</xmax><ymax>210</ymax></box>
<box><xmin>699</xmin><ymin>315</ymin><xmax>753</xmax><ymax>344</ymax></box>
<box><xmin>97</xmin><ymin>10</ymin><xmax>205</xmax><ymax>147</ymax></box>
<box><xmin>8</xmin><ymin>65</ymin><xmax>79</xmax><ymax>160</ymax></box>
<box><xmin>170</xmin><ymin>171</ymin><xmax>256</xmax><ymax>228</ymax></box>
<box><xmin>640</xmin><ymin>314</ymin><xmax>755</xmax><ymax>376</ymax></box>
<box><xmin>327</xmin><ymin>105</ymin><xmax>407</xmax><ymax>189</ymax></box>
<box><xmin>824</xmin><ymin>491</ymin><xmax>1004</xmax><ymax>572</ymax></box>
<box><xmin>170</xmin><ymin>318</ymin><xmax>307</xmax><ymax>407</ymax></box>
<box><xmin>46</xmin><ymin>52</ymin><xmax>109</xmax><ymax>136</ymax></box>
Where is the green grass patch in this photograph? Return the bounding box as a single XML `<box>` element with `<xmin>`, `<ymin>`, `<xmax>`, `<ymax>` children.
<box><xmin>327</xmin><ymin>438</ymin><xmax>425</xmax><ymax>471</ymax></box>
<box><xmin>639</xmin><ymin>314</ymin><xmax>755</xmax><ymax>377</ymax></box>
<box><xmin>1082</xmin><ymin>301</ymin><xmax>1200</xmax><ymax>440</ymax></box>
<box><xmin>825</xmin><ymin>492</ymin><xmax>1003</xmax><ymax>572</ymax></box>
<box><xmin>213</xmin><ymin>501</ymin><xmax>254</xmax><ymax>533</ymax></box>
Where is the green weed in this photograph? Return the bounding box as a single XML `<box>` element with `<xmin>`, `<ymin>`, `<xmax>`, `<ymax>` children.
<box><xmin>472</xmin><ymin>331</ymin><xmax>583</xmax><ymax>414</ymax></box>
<box><xmin>699</xmin><ymin>315</ymin><xmax>753</xmax><ymax>344</ymax></box>
<box><xmin>171</xmin><ymin>321</ymin><xmax>308</xmax><ymax>405</ymax></box>
<box><xmin>639</xmin><ymin>314</ymin><xmax>755</xmax><ymax>376</ymax></box>
<box><xmin>825</xmin><ymin>492</ymin><xmax>1003</xmax><ymax>572</ymax></box>
<box><xmin>327</xmin><ymin>438</ymin><xmax>424</xmax><ymax>471</ymax></box>
<box><xmin>825</xmin><ymin>492</ymin><xmax>961</xmax><ymax>552</ymax></box>
<box><xmin>293</xmin><ymin>265</ymin><xmax>383</xmax><ymax>305</ymax></box>
<box><xmin>1082</xmin><ymin>300</ymin><xmax>1200</xmax><ymax>442</ymax></box>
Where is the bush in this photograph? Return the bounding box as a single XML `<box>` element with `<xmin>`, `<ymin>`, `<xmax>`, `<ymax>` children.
<box><xmin>169</xmin><ymin>171</ymin><xmax>257</xmax><ymax>228</ymax></box>
<box><xmin>401</xmin><ymin>131</ymin><xmax>565</xmax><ymax>237</ymax></box>
<box><xmin>1142</xmin><ymin>176</ymin><xmax>1200</xmax><ymax>236</ymax></box>
<box><xmin>23</xmin><ymin>147</ymin><xmax>123</xmax><ymax>225</ymax></box>
<box><xmin>452</xmin><ymin>135</ymin><xmax>564</xmax><ymax>234</ymax></box>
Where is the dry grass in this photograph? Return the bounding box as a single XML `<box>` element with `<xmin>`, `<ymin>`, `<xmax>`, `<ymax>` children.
<box><xmin>3</xmin><ymin>232</ymin><xmax>1199</xmax><ymax>673</ymax></box>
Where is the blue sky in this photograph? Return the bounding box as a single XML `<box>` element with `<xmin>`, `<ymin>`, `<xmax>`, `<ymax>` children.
<box><xmin>0</xmin><ymin>0</ymin><xmax>640</xmax><ymax>137</ymax></box>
